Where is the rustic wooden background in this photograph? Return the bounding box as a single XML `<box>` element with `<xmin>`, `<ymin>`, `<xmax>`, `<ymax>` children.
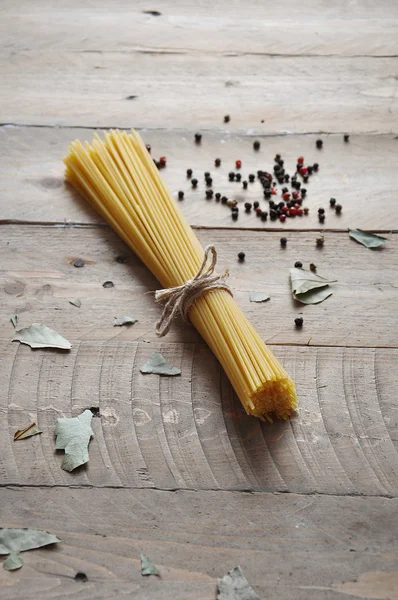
<box><xmin>1</xmin><ymin>1</ymin><xmax>398</xmax><ymax>598</ymax></box>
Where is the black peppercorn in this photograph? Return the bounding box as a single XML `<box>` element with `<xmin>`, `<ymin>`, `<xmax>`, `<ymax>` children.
<box><xmin>186</xmin><ymin>168</ymin><xmax>193</xmax><ymax>178</ymax></box>
<box><xmin>335</xmin><ymin>204</ymin><xmax>342</xmax><ymax>214</ymax></box>
<box><xmin>303</xmin><ymin>175</ymin><xmax>309</xmax><ymax>183</ymax></box>
<box><xmin>310</xmin><ymin>263</ymin><xmax>317</xmax><ymax>272</ymax></box>
<box><xmin>232</xmin><ymin>212</ymin><xmax>238</xmax><ymax>221</ymax></box>
<box><xmin>274</xmin><ymin>154</ymin><xmax>281</xmax><ymax>161</ymax></box>
<box><xmin>318</xmin><ymin>208</ymin><xmax>325</xmax><ymax>214</ymax></box>
<box><xmin>316</xmin><ymin>139</ymin><xmax>323</xmax><ymax>149</ymax></box>
<box><xmin>261</xmin><ymin>211</ymin><xmax>268</xmax><ymax>221</ymax></box>
<box><xmin>178</xmin><ymin>191</ymin><xmax>184</xmax><ymax>200</ymax></box>
<box><xmin>215</xmin><ymin>158</ymin><xmax>221</xmax><ymax>167</ymax></box>
<box><xmin>330</xmin><ymin>197</ymin><xmax>336</xmax><ymax>207</ymax></box>
<box><xmin>253</xmin><ymin>201</ymin><xmax>260</xmax><ymax>209</ymax></box>
<box><xmin>244</xmin><ymin>202</ymin><xmax>252</xmax><ymax>212</ymax></box>
<box><xmin>253</xmin><ymin>140</ymin><xmax>261</xmax><ymax>151</ymax></box>
<box><xmin>313</xmin><ymin>163</ymin><xmax>319</xmax><ymax>172</ymax></box>
<box><xmin>270</xmin><ymin>209</ymin><xmax>278</xmax><ymax>221</ymax></box>
<box><xmin>316</xmin><ymin>236</ymin><xmax>324</xmax><ymax>247</ymax></box>
<box><xmin>243</xmin><ymin>180</ymin><xmax>248</xmax><ymax>189</ymax></box>
<box><xmin>294</xmin><ymin>261</ymin><xmax>303</xmax><ymax>268</ymax></box>
<box><xmin>264</xmin><ymin>191</ymin><xmax>271</xmax><ymax>199</ymax></box>
<box><xmin>238</xmin><ymin>251</ymin><xmax>245</xmax><ymax>261</ymax></box>
<box><xmin>228</xmin><ymin>172</ymin><xmax>235</xmax><ymax>181</ymax></box>
<box><xmin>285</xmin><ymin>175</ymin><xmax>290</xmax><ymax>182</ymax></box>
<box><xmin>235</xmin><ymin>173</ymin><xmax>242</xmax><ymax>182</ymax></box>
<box><xmin>191</xmin><ymin>178</ymin><xmax>198</xmax><ymax>188</ymax></box>
<box><xmin>231</xmin><ymin>207</ymin><xmax>239</xmax><ymax>213</ymax></box>
<box><xmin>215</xmin><ymin>192</ymin><xmax>221</xmax><ymax>201</ymax></box>
<box><xmin>280</xmin><ymin>237</ymin><xmax>287</xmax><ymax>247</ymax></box>
<box><xmin>255</xmin><ymin>207</ymin><xmax>262</xmax><ymax>217</ymax></box>
<box><xmin>344</xmin><ymin>134</ymin><xmax>350</xmax><ymax>143</ymax></box>
<box><xmin>307</xmin><ymin>165</ymin><xmax>313</xmax><ymax>175</ymax></box>
<box><xmin>296</xmin><ymin>181</ymin><xmax>301</xmax><ymax>190</ymax></box>
<box><xmin>194</xmin><ymin>133</ymin><xmax>202</xmax><ymax>143</ymax></box>
<box><xmin>224</xmin><ymin>115</ymin><xmax>230</xmax><ymax>123</ymax></box>
<box><xmin>304</xmin><ymin>207</ymin><xmax>309</xmax><ymax>215</ymax></box>
<box><xmin>205</xmin><ymin>177</ymin><xmax>213</xmax><ymax>186</ymax></box>
<box><xmin>221</xmin><ymin>196</ymin><xmax>228</xmax><ymax>204</ymax></box>
<box><xmin>319</xmin><ymin>214</ymin><xmax>325</xmax><ymax>223</ymax></box>
<box><xmin>278</xmin><ymin>159</ymin><xmax>284</xmax><ymax>167</ymax></box>
<box><xmin>257</xmin><ymin>170</ymin><xmax>264</xmax><ymax>178</ymax></box>
<box><xmin>204</xmin><ymin>171</ymin><xmax>210</xmax><ymax>178</ymax></box>
<box><xmin>248</xmin><ymin>174</ymin><xmax>255</xmax><ymax>183</ymax></box>
<box><xmin>295</xmin><ymin>317</ymin><xmax>304</xmax><ymax>327</ymax></box>
<box><xmin>205</xmin><ymin>190</ymin><xmax>213</xmax><ymax>199</ymax></box>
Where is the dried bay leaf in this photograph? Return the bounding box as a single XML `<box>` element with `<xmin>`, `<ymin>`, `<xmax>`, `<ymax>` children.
<box><xmin>55</xmin><ymin>409</ymin><xmax>94</xmax><ymax>472</ymax></box>
<box><xmin>140</xmin><ymin>352</ymin><xmax>181</xmax><ymax>376</ymax></box>
<box><xmin>290</xmin><ymin>268</ymin><xmax>336</xmax><ymax>305</ymax></box>
<box><xmin>0</xmin><ymin>528</ymin><xmax>61</xmax><ymax>571</ymax></box>
<box><xmin>13</xmin><ymin>323</ymin><xmax>71</xmax><ymax>350</ymax></box>
<box><xmin>4</xmin><ymin>553</ymin><xmax>23</xmax><ymax>571</ymax></box>
<box><xmin>249</xmin><ymin>293</ymin><xmax>270</xmax><ymax>303</ymax></box>
<box><xmin>217</xmin><ymin>566</ymin><xmax>261</xmax><ymax>600</ymax></box>
<box><xmin>69</xmin><ymin>298</ymin><xmax>81</xmax><ymax>308</ymax></box>
<box><xmin>10</xmin><ymin>315</ymin><xmax>18</xmax><ymax>328</ymax></box>
<box><xmin>14</xmin><ymin>423</ymin><xmax>42</xmax><ymax>441</ymax></box>
<box><xmin>141</xmin><ymin>553</ymin><xmax>160</xmax><ymax>576</ymax></box>
<box><xmin>349</xmin><ymin>229</ymin><xmax>388</xmax><ymax>248</ymax></box>
<box><xmin>114</xmin><ymin>316</ymin><xmax>138</xmax><ymax>326</ymax></box>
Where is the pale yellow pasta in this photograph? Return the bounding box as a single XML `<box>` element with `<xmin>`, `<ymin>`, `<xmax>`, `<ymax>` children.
<box><xmin>64</xmin><ymin>129</ymin><xmax>297</xmax><ymax>420</ymax></box>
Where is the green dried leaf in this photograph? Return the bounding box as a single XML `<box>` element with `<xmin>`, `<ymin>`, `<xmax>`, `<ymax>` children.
<box><xmin>140</xmin><ymin>352</ymin><xmax>181</xmax><ymax>376</ymax></box>
<box><xmin>69</xmin><ymin>298</ymin><xmax>81</xmax><ymax>308</ymax></box>
<box><xmin>55</xmin><ymin>409</ymin><xmax>94</xmax><ymax>472</ymax></box>
<box><xmin>141</xmin><ymin>553</ymin><xmax>160</xmax><ymax>576</ymax></box>
<box><xmin>217</xmin><ymin>566</ymin><xmax>261</xmax><ymax>600</ymax></box>
<box><xmin>4</xmin><ymin>553</ymin><xmax>23</xmax><ymax>571</ymax></box>
<box><xmin>0</xmin><ymin>528</ymin><xmax>61</xmax><ymax>557</ymax></box>
<box><xmin>290</xmin><ymin>268</ymin><xmax>336</xmax><ymax>305</ymax></box>
<box><xmin>114</xmin><ymin>316</ymin><xmax>138</xmax><ymax>327</ymax></box>
<box><xmin>349</xmin><ymin>229</ymin><xmax>388</xmax><ymax>249</ymax></box>
<box><xmin>249</xmin><ymin>293</ymin><xmax>270</xmax><ymax>303</ymax></box>
<box><xmin>10</xmin><ymin>315</ymin><xmax>18</xmax><ymax>328</ymax></box>
<box><xmin>13</xmin><ymin>323</ymin><xmax>71</xmax><ymax>350</ymax></box>
<box><xmin>14</xmin><ymin>423</ymin><xmax>42</xmax><ymax>441</ymax></box>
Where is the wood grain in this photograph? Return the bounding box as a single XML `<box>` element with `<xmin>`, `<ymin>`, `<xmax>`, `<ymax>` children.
<box><xmin>1</xmin><ymin>226</ymin><xmax>397</xmax><ymax>348</ymax></box>
<box><xmin>1</xmin><ymin>51</ymin><xmax>397</xmax><ymax>132</ymax></box>
<box><xmin>2</xmin><ymin>127</ymin><xmax>398</xmax><ymax>230</ymax></box>
<box><xmin>1</xmin><ymin>0</ymin><xmax>397</xmax><ymax>57</ymax></box>
<box><xmin>1</xmin><ymin>487</ymin><xmax>397</xmax><ymax>599</ymax></box>
<box><xmin>1</xmin><ymin>340</ymin><xmax>397</xmax><ymax>496</ymax></box>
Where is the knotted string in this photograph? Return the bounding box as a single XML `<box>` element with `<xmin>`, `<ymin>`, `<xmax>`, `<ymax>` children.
<box><xmin>155</xmin><ymin>245</ymin><xmax>232</xmax><ymax>337</ymax></box>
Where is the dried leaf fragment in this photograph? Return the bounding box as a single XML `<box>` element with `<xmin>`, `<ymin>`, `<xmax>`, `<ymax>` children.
<box><xmin>141</xmin><ymin>553</ymin><xmax>160</xmax><ymax>576</ymax></box>
<box><xmin>69</xmin><ymin>298</ymin><xmax>81</xmax><ymax>308</ymax></box>
<box><xmin>349</xmin><ymin>229</ymin><xmax>388</xmax><ymax>249</ymax></box>
<box><xmin>10</xmin><ymin>315</ymin><xmax>18</xmax><ymax>328</ymax></box>
<box><xmin>114</xmin><ymin>316</ymin><xmax>138</xmax><ymax>327</ymax></box>
<box><xmin>0</xmin><ymin>528</ymin><xmax>61</xmax><ymax>571</ymax></box>
<box><xmin>14</xmin><ymin>423</ymin><xmax>42</xmax><ymax>441</ymax></box>
<box><xmin>4</xmin><ymin>553</ymin><xmax>23</xmax><ymax>570</ymax></box>
<box><xmin>217</xmin><ymin>566</ymin><xmax>261</xmax><ymax>600</ymax></box>
<box><xmin>13</xmin><ymin>323</ymin><xmax>71</xmax><ymax>350</ymax></box>
<box><xmin>249</xmin><ymin>293</ymin><xmax>270</xmax><ymax>303</ymax></box>
<box><xmin>290</xmin><ymin>268</ymin><xmax>336</xmax><ymax>305</ymax></box>
<box><xmin>55</xmin><ymin>409</ymin><xmax>94</xmax><ymax>472</ymax></box>
<box><xmin>140</xmin><ymin>352</ymin><xmax>181</xmax><ymax>376</ymax></box>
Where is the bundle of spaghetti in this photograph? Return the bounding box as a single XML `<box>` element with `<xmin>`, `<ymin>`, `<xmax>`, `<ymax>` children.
<box><xmin>64</xmin><ymin>130</ymin><xmax>297</xmax><ymax>421</ymax></box>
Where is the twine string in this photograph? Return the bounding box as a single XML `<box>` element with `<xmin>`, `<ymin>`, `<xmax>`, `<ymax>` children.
<box><xmin>155</xmin><ymin>245</ymin><xmax>232</xmax><ymax>337</ymax></box>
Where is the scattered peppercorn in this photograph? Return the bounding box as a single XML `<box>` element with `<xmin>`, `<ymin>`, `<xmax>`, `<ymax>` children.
<box><xmin>248</xmin><ymin>174</ymin><xmax>255</xmax><ymax>183</ymax></box>
<box><xmin>191</xmin><ymin>178</ymin><xmax>198</xmax><ymax>188</ymax></box>
<box><xmin>297</xmin><ymin>208</ymin><xmax>303</xmax><ymax>216</ymax></box>
<box><xmin>289</xmin><ymin>207</ymin><xmax>297</xmax><ymax>217</ymax></box>
<box><xmin>205</xmin><ymin>177</ymin><xmax>213</xmax><ymax>186</ymax></box>
<box><xmin>313</xmin><ymin>163</ymin><xmax>319</xmax><ymax>172</ymax></box>
<box><xmin>279</xmin><ymin>214</ymin><xmax>286</xmax><ymax>222</ymax></box>
<box><xmin>303</xmin><ymin>175</ymin><xmax>309</xmax><ymax>183</ymax></box>
<box><xmin>330</xmin><ymin>197</ymin><xmax>336</xmax><ymax>207</ymax></box>
<box><xmin>280</xmin><ymin>237</ymin><xmax>287</xmax><ymax>247</ymax></box>
<box><xmin>307</xmin><ymin>165</ymin><xmax>313</xmax><ymax>175</ymax></box>
<box><xmin>244</xmin><ymin>202</ymin><xmax>252</xmax><ymax>212</ymax></box>
<box><xmin>238</xmin><ymin>251</ymin><xmax>245</xmax><ymax>261</ymax></box>
<box><xmin>178</xmin><ymin>191</ymin><xmax>184</xmax><ymax>200</ymax></box>
<box><xmin>235</xmin><ymin>173</ymin><xmax>242</xmax><ymax>182</ymax></box>
<box><xmin>243</xmin><ymin>180</ymin><xmax>248</xmax><ymax>189</ymax></box>
<box><xmin>215</xmin><ymin>192</ymin><xmax>221</xmax><ymax>201</ymax></box>
<box><xmin>253</xmin><ymin>140</ymin><xmax>261</xmax><ymax>151</ymax></box>
<box><xmin>103</xmin><ymin>281</ymin><xmax>114</xmax><ymax>288</ymax></box>
<box><xmin>270</xmin><ymin>209</ymin><xmax>278</xmax><ymax>220</ymax></box>
<box><xmin>297</xmin><ymin>156</ymin><xmax>304</xmax><ymax>165</ymax></box>
<box><xmin>310</xmin><ymin>263</ymin><xmax>317</xmax><ymax>272</ymax></box>
<box><xmin>316</xmin><ymin>236</ymin><xmax>324</xmax><ymax>247</ymax></box>
<box><xmin>204</xmin><ymin>171</ymin><xmax>210</xmax><ymax>178</ymax></box>
<box><xmin>194</xmin><ymin>133</ymin><xmax>202</xmax><ymax>143</ymax></box>
<box><xmin>255</xmin><ymin>207</ymin><xmax>262</xmax><ymax>216</ymax></box>
<box><xmin>205</xmin><ymin>190</ymin><xmax>213</xmax><ymax>199</ymax></box>
<box><xmin>231</xmin><ymin>207</ymin><xmax>239</xmax><ymax>213</ymax></box>
<box><xmin>253</xmin><ymin>201</ymin><xmax>260</xmax><ymax>209</ymax></box>
<box><xmin>294</xmin><ymin>261</ymin><xmax>303</xmax><ymax>268</ymax></box>
<box><xmin>319</xmin><ymin>214</ymin><xmax>325</xmax><ymax>223</ymax></box>
<box><xmin>215</xmin><ymin>158</ymin><xmax>221</xmax><ymax>167</ymax></box>
<box><xmin>159</xmin><ymin>156</ymin><xmax>167</xmax><ymax>167</ymax></box>
<box><xmin>318</xmin><ymin>208</ymin><xmax>325</xmax><ymax>214</ymax></box>
<box><xmin>186</xmin><ymin>168</ymin><xmax>192</xmax><ymax>178</ymax></box>
<box><xmin>303</xmin><ymin>207</ymin><xmax>309</xmax><ymax>215</ymax></box>
<box><xmin>221</xmin><ymin>196</ymin><xmax>228</xmax><ymax>204</ymax></box>
<box><xmin>235</xmin><ymin>160</ymin><xmax>242</xmax><ymax>169</ymax></box>
<box><xmin>229</xmin><ymin>172</ymin><xmax>235</xmax><ymax>181</ymax></box>
<box><xmin>116</xmin><ymin>255</ymin><xmax>128</xmax><ymax>264</ymax></box>
<box><xmin>261</xmin><ymin>211</ymin><xmax>268</xmax><ymax>221</ymax></box>
<box><xmin>274</xmin><ymin>154</ymin><xmax>281</xmax><ymax>161</ymax></box>
<box><xmin>232</xmin><ymin>212</ymin><xmax>238</xmax><ymax>221</ymax></box>
<box><xmin>295</xmin><ymin>317</ymin><xmax>304</xmax><ymax>328</ymax></box>
<box><xmin>344</xmin><ymin>134</ymin><xmax>350</xmax><ymax>143</ymax></box>
<box><xmin>316</xmin><ymin>139</ymin><xmax>323</xmax><ymax>149</ymax></box>
<box><xmin>73</xmin><ymin>258</ymin><xmax>85</xmax><ymax>268</ymax></box>
<box><xmin>224</xmin><ymin>115</ymin><xmax>230</xmax><ymax>123</ymax></box>
<box><xmin>335</xmin><ymin>204</ymin><xmax>342</xmax><ymax>214</ymax></box>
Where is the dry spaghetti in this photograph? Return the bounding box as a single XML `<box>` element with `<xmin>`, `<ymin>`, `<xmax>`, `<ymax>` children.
<box><xmin>63</xmin><ymin>129</ymin><xmax>297</xmax><ymax>420</ymax></box>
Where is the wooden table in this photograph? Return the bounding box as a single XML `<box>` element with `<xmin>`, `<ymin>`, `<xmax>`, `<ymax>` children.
<box><xmin>1</xmin><ymin>2</ymin><xmax>398</xmax><ymax>598</ymax></box>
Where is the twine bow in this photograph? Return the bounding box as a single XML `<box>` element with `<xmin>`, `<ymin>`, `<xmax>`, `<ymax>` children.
<box><xmin>155</xmin><ymin>245</ymin><xmax>232</xmax><ymax>337</ymax></box>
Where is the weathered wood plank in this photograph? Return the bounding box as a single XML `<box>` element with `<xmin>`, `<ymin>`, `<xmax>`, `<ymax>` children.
<box><xmin>2</xmin><ymin>127</ymin><xmax>398</xmax><ymax>230</ymax></box>
<box><xmin>1</xmin><ymin>0</ymin><xmax>397</xmax><ymax>57</ymax></box>
<box><xmin>1</xmin><ymin>52</ymin><xmax>397</xmax><ymax>132</ymax></box>
<box><xmin>1</xmin><ymin>340</ymin><xmax>397</xmax><ymax>495</ymax></box>
<box><xmin>1</xmin><ymin>487</ymin><xmax>397</xmax><ymax>599</ymax></box>
<box><xmin>1</xmin><ymin>226</ymin><xmax>397</xmax><ymax>348</ymax></box>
